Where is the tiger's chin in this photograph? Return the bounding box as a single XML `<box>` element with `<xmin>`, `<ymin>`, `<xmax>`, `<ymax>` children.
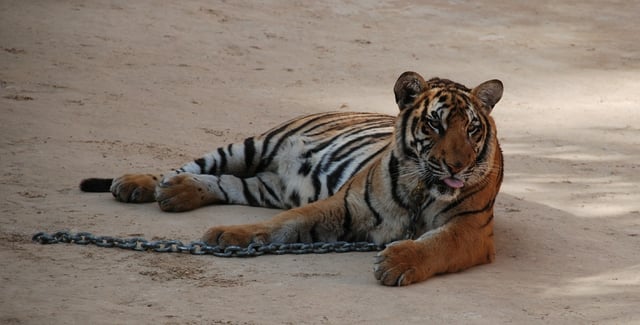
<box><xmin>430</xmin><ymin>183</ymin><xmax>462</xmax><ymax>201</ymax></box>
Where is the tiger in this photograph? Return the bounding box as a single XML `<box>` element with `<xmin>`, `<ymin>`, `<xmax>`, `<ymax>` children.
<box><xmin>80</xmin><ymin>71</ymin><xmax>504</xmax><ymax>286</ymax></box>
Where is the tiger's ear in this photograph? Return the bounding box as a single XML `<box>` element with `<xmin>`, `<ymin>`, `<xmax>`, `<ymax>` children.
<box><xmin>394</xmin><ymin>71</ymin><xmax>427</xmax><ymax>110</ymax></box>
<box><xmin>472</xmin><ymin>79</ymin><xmax>503</xmax><ymax>113</ymax></box>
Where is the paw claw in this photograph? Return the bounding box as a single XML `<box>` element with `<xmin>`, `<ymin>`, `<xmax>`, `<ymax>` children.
<box><xmin>154</xmin><ymin>174</ymin><xmax>212</xmax><ymax>212</ymax></box>
<box><xmin>110</xmin><ymin>174</ymin><xmax>158</xmax><ymax>203</ymax></box>
<box><xmin>373</xmin><ymin>254</ymin><xmax>385</xmax><ymax>264</ymax></box>
<box><xmin>373</xmin><ymin>240</ymin><xmax>427</xmax><ymax>286</ymax></box>
<box><xmin>158</xmin><ymin>179</ymin><xmax>171</xmax><ymax>188</ymax></box>
<box><xmin>202</xmin><ymin>225</ymin><xmax>270</xmax><ymax>248</ymax></box>
<box><xmin>130</xmin><ymin>188</ymin><xmax>141</xmax><ymax>201</ymax></box>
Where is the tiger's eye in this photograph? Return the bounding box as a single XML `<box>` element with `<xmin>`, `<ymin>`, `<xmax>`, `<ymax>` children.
<box><xmin>427</xmin><ymin>119</ymin><xmax>441</xmax><ymax>132</ymax></box>
<box><xmin>468</xmin><ymin>121</ymin><xmax>481</xmax><ymax>135</ymax></box>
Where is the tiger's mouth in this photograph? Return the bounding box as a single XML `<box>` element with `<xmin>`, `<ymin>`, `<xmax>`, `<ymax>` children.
<box><xmin>441</xmin><ymin>177</ymin><xmax>464</xmax><ymax>189</ymax></box>
<box><xmin>431</xmin><ymin>177</ymin><xmax>465</xmax><ymax>198</ymax></box>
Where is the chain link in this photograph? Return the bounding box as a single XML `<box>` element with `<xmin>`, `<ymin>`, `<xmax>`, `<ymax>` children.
<box><xmin>32</xmin><ymin>231</ymin><xmax>385</xmax><ymax>257</ymax></box>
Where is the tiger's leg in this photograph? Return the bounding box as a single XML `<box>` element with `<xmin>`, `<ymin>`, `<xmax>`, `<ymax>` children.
<box><xmin>107</xmin><ymin>137</ymin><xmax>264</xmax><ymax>205</ymax></box>
<box><xmin>199</xmin><ymin>159</ymin><xmax>387</xmax><ymax>247</ymax></box>
<box><xmin>155</xmin><ymin>172</ymin><xmax>286</xmax><ymax>212</ymax></box>
<box><xmin>201</xmin><ymin>196</ymin><xmax>349</xmax><ymax>246</ymax></box>
<box><xmin>373</xmin><ymin>212</ymin><xmax>495</xmax><ymax>286</ymax></box>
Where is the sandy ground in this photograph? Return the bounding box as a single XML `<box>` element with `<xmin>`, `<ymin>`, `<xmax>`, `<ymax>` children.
<box><xmin>1</xmin><ymin>0</ymin><xmax>639</xmax><ymax>324</ymax></box>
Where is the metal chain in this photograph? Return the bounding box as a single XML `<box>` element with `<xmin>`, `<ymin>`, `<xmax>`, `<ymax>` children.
<box><xmin>32</xmin><ymin>231</ymin><xmax>385</xmax><ymax>257</ymax></box>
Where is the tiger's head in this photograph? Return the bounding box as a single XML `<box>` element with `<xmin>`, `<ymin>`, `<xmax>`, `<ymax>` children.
<box><xmin>393</xmin><ymin>71</ymin><xmax>503</xmax><ymax>200</ymax></box>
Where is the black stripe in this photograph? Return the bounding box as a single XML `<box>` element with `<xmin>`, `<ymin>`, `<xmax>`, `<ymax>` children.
<box><xmin>454</xmin><ymin>94</ymin><xmax>465</xmax><ymax>110</ymax></box>
<box><xmin>314</xmin><ymin>118</ymin><xmax>392</xmax><ymax>152</ymax></box>
<box><xmin>420</xmin><ymin>97</ymin><xmax>430</xmax><ymax>121</ymax></box>
<box><xmin>217</xmin><ymin>148</ymin><xmax>227</xmax><ymax>173</ymax></box>
<box><xmin>257</xmin><ymin>181</ymin><xmax>265</xmax><ymax>206</ymax></box>
<box><xmin>328</xmin><ymin>143</ymin><xmax>389</xmax><ymax>195</ymax></box>
<box><xmin>398</xmin><ymin>110</ymin><xmax>411</xmax><ymax>154</ymax></box>
<box><xmin>255</xmin><ymin>122</ymin><xmax>300</xmax><ymax>172</ymax></box>
<box><xmin>303</xmin><ymin>113</ymin><xmax>388</xmax><ymax>136</ymax></box>
<box><xmin>309</xmin><ymin>127</ymin><xmax>390</xmax><ymax>182</ymax></box>
<box><xmin>398</xmin><ymin>110</ymin><xmax>419</xmax><ymax>160</ymax></box>
<box><xmin>195</xmin><ymin>158</ymin><xmax>207</xmax><ymax>174</ymax></box>
<box><xmin>351</xmin><ymin>143</ymin><xmax>389</xmax><ymax>174</ymax></box>
<box><xmin>262</xmin><ymin>196</ymin><xmax>279</xmax><ymax>209</ymax></box>
<box><xmin>439</xmin><ymin>182</ymin><xmax>487</xmax><ymax>216</ymax></box>
<box><xmin>256</xmin><ymin>175</ymin><xmax>280</xmax><ymax>204</ymax></box>
<box><xmin>217</xmin><ymin>177</ymin><xmax>229</xmax><ymax>203</ymax></box>
<box><xmin>475</xmin><ymin>114</ymin><xmax>492</xmax><ymax>164</ymax></box>
<box><xmin>303</xmin><ymin>114</ymin><xmax>363</xmax><ymax>136</ymax></box>
<box><xmin>418</xmin><ymin>139</ymin><xmax>433</xmax><ymax>155</ymax></box>
<box><xmin>310</xmin><ymin>116</ymin><xmax>388</xmax><ymax>153</ymax></box>
<box><xmin>326</xmin><ymin>159</ymin><xmax>351</xmax><ymax>195</ymax></box>
<box><xmin>444</xmin><ymin>198</ymin><xmax>496</xmax><ymax>225</ymax></box>
<box><xmin>496</xmin><ymin>146</ymin><xmax>504</xmax><ymax>185</ymax></box>
<box><xmin>310</xmin><ymin>160</ymin><xmax>325</xmax><ymax>201</ymax></box>
<box><xmin>243</xmin><ymin>137</ymin><xmax>256</xmax><ymax>171</ymax></box>
<box><xmin>308</xmin><ymin>133</ymin><xmax>388</xmax><ymax>199</ymax></box>
<box><xmin>461</xmin><ymin>94</ymin><xmax>471</xmax><ymax>108</ymax></box>
<box><xmin>364</xmin><ymin>164</ymin><xmax>383</xmax><ymax>226</ymax></box>
<box><xmin>210</xmin><ymin>160</ymin><xmax>218</xmax><ymax>175</ymax></box>
<box><xmin>305</xmin><ymin>136</ymin><xmax>341</xmax><ymax>157</ymax></box>
<box><xmin>258</xmin><ymin>114</ymin><xmax>334</xmax><ymax>171</ymax></box>
<box><xmin>388</xmin><ymin>154</ymin><xmax>409</xmax><ymax>209</ymax></box>
<box><xmin>298</xmin><ymin>161</ymin><xmax>313</xmax><ymax>176</ymax></box>
<box><xmin>227</xmin><ymin>143</ymin><xmax>234</xmax><ymax>157</ymax></box>
<box><xmin>289</xmin><ymin>191</ymin><xmax>301</xmax><ymax>207</ymax></box>
<box><xmin>480</xmin><ymin>213</ymin><xmax>494</xmax><ymax>229</ymax></box>
<box><xmin>241</xmin><ymin>178</ymin><xmax>259</xmax><ymax>206</ymax></box>
<box><xmin>305</xmin><ymin>117</ymin><xmax>395</xmax><ymax>138</ymax></box>
<box><xmin>339</xmin><ymin>181</ymin><xmax>354</xmax><ymax>241</ymax></box>
<box><xmin>410</xmin><ymin>115</ymin><xmax>419</xmax><ymax>136</ymax></box>
<box><xmin>329</xmin><ymin>131</ymin><xmax>391</xmax><ymax>162</ymax></box>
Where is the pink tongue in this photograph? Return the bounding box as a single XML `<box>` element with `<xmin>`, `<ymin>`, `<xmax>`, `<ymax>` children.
<box><xmin>443</xmin><ymin>177</ymin><xmax>464</xmax><ymax>189</ymax></box>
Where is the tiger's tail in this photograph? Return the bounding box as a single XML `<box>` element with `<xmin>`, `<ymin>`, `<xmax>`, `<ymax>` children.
<box><xmin>79</xmin><ymin>178</ymin><xmax>113</xmax><ymax>192</ymax></box>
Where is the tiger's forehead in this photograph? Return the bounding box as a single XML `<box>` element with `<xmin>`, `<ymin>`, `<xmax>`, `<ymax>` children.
<box><xmin>420</xmin><ymin>88</ymin><xmax>478</xmax><ymax>122</ymax></box>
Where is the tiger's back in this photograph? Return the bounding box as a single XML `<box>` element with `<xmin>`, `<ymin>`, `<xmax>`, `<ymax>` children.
<box><xmin>254</xmin><ymin>112</ymin><xmax>395</xmax><ymax>208</ymax></box>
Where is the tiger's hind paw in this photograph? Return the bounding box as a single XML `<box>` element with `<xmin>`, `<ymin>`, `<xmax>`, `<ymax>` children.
<box><xmin>155</xmin><ymin>174</ymin><xmax>218</xmax><ymax>212</ymax></box>
<box><xmin>110</xmin><ymin>174</ymin><xmax>159</xmax><ymax>203</ymax></box>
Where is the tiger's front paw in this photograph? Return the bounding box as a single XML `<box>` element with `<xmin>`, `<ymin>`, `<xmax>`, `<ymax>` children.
<box><xmin>110</xmin><ymin>174</ymin><xmax>159</xmax><ymax>203</ymax></box>
<box><xmin>202</xmin><ymin>225</ymin><xmax>271</xmax><ymax>247</ymax></box>
<box><xmin>155</xmin><ymin>174</ymin><xmax>214</xmax><ymax>212</ymax></box>
<box><xmin>373</xmin><ymin>240</ymin><xmax>432</xmax><ymax>286</ymax></box>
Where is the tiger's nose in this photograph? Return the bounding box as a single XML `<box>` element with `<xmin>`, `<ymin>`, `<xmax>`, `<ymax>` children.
<box><xmin>444</xmin><ymin>159</ymin><xmax>465</xmax><ymax>174</ymax></box>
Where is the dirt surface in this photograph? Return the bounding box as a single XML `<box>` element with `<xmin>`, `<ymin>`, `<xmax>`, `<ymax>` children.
<box><xmin>1</xmin><ymin>1</ymin><xmax>639</xmax><ymax>324</ymax></box>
